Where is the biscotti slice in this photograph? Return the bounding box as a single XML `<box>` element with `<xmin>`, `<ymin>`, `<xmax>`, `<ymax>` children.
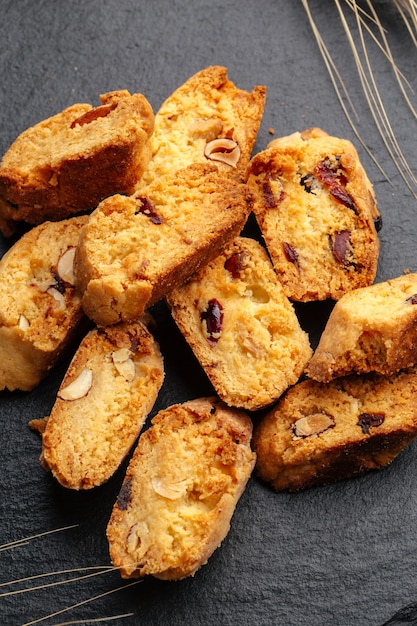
<box><xmin>36</xmin><ymin>319</ymin><xmax>164</xmax><ymax>490</ymax></box>
<box><xmin>106</xmin><ymin>397</ymin><xmax>255</xmax><ymax>579</ymax></box>
<box><xmin>253</xmin><ymin>367</ymin><xmax>417</xmax><ymax>491</ymax></box>
<box><xmin>0</xmin><ymin>216</ymin><xmax>88</xmax><ymax>391</ymax></box>
<box><xmin>75</xmin><ymin>163</ymin><xmax>253</xmax><ymax>326</ymax></box>
<box><xmin>0</xmin><ymin>90</ymin><xmax>154</xmax><ymax>235</ymax></box>
<box><xmin>247</xmin><ymin>127</ymin><xmax>380</xmax><ymax>301</ymax></box>
<box><xmin>138</xmin><ymin>65</ymin><xmax>266</xmax><ymax>187</ymax></box>
<box><xmin>306</xmin><ymin>273</ymin><xmax>417</xmax><ymax>382</ymax></box>
<box><xmin>167</xmin><ymin>237</ymin><xmax>312</xmax><ymax>410</ymax></box>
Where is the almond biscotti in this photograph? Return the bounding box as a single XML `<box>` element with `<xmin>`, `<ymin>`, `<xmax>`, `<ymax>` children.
<box><xmin>75</xmin><ymin>163</ymin><xmax>253</xmax><ymax>326</ymax></box>
<box><xmin>0</xmin><ymin>90</ymin><xmax>154</xmax><ymax>235</ymax></box>
<box><xmin>138</xmin><ymin>65</ymin><xmax>266</xmax><ymax>187</ymax></box>
<box><xmin>106</xmin><ymin>397</ymin><xmax>255</xmax><ymax>580</ymax></box>
<box><xmin>36</xmin><ymin>319</ymin><xmax>164</xmax><ymax>490</ymax></box>
<box><xmin>306</xmin><ymin>273</ymin><xmax>417</xmax><ymax>382</ymax></box>
<box><xmin>253</xmin><ymin>367</ymin><xmax>417</xmax><ymax>491</ymax></box>
<box><xmin>0</xmin><ymin>216</ymin><xmax>88</xmax><ymax>391</ymax></box>
<box><xmin>167</xmin><ymin>236</ymin><xmax>312</xmax><ymax>410</ymax></box>
<box><xmin>247</xmin><ymin>127</ymin><xmax>380</xmax><ymax>301</ymax></box>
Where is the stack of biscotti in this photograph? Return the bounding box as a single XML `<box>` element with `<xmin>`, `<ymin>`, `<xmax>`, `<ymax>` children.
<box><xmin>247</xmin><ymin>127</ymin><xmax>381</xmax><ymax>301</ymax></box>
<box><xmin>167</xmin><ymin>236</ymin><xmax>312</xmax><ymax>410</ymax></box>
<box><xmin>0</xmin><ymin>216</ymin><xmax>88</xmax><ymax>391</ymax></box>
<box><xmin>31</xmin><ymin>319</ymin><xmax>164</xmax><ymax>489</ymax></box>
<box><xmin>106</xmin><ymin>397</ymin><xmax>255</xmax><ymax>580</ymax></box>
<box><xmin>254</xmin><ymin>273</ymin><xmax>417</xmax><ymax>491</ymax></box>
<box><xmin>74</xmin><ymin>66</ymin><xmax>266</xmax><ymax>326</ymax></box>
<box><xmin>0</xmin><ymin>90</ymin><xmax>155</xmax><ymax>236</ymax></box>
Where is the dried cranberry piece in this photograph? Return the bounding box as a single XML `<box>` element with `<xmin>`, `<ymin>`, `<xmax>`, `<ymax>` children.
<box><xmin>330</xmin><ymin>230</ymin><xmax>353</xmax><ymax>267</ymax></box>
<box><xmin>406</xmin><ymin>294</ymin><xmax>417</xmax><ymax>305</ymax></box>
<box><xmin>201</xmin><ymin>299</ymin><xmax>223</xmax><ymax>346</ymax></box>
<box><xmin>357</xmin><ymin>412</ymin><xmax>385</xmax><ymax>435</ymax></box>
<box><xmin>262</xmin><ymin>179</ymin><xmax>285</xmax><ymax>209</ymax></box>
<box><xmin>224</xmin><ymin>251</ymin><xmax>247</xmax><ymax>278</ymax></box>
<box><xmin>282</xmin><ymin>242</ymin><xmax>299</xmax><ymax>268</ymax></box>
<box><xmin>116</xmin><ymin>478</ymin><xmax>132</xmax><ymax>510</ymax></box>
<box><xmin>135</xmin><ymin>196</ymin><xmax>163</xmax><ymax>224</ymax></box>
<box><xmin>315</xmin><ymin>157</ymin><xmax>358</xmax><ymax>214</ymax></box>
<box><xmin>262</xmin><ymin>181</ymin><xmax>276</xmax><ymax>208</ymax></box>
<box><xmin>70</xmin><ymin>103</ymin><xmax>117</xmax><ymax>128</ymax></box>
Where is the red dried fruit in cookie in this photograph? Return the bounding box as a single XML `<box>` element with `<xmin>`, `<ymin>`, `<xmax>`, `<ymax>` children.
<box><xmin>357</xmin><ymin>412</ymin><xmax>385</xmax><ymax>435</ymax></box>
<box><xmin>329</xmin><ymin>230</ymin><xmax>353</xmax><ymax>267</ymax></box>
<box><xmin>406</xmin><ymin>294</ymin><xmax>417</xmax><ymax>305</ymax></box>
<box><xmin>282</xmin><ymin>241</ymin><xmax>299</xmax><ymax>268</ymax></box>
<box><xmin>201</xmin><ymin>299</ymin><xmax>223</xmax><ymax>346</ymax></box>
<box><xmin>224</xmin><ymin>251</ymin><xmax>248</xmax><ymax>278</ymax></box>
<box><xmin>70</xmin><ymin>103</ymin><xmax>117</xmax><ymax>128</ymax></box>
<box><xmin>135</xmin><ymin>196</ymin><xmax>163</xmax><ymax>224</ymax></box>
<box><xmin>315</xmin><ymin>157</ymin><xmax>358</xmax><ymax>214</ymax></box>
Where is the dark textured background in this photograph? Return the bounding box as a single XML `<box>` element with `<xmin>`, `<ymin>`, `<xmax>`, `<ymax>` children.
<box><xmin>0</xmin><ymin>1</ymin><xmax>416</xmax><ymax>624</ymax></box>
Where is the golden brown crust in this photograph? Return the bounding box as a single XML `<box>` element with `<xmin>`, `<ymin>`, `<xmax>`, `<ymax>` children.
<box><xmin>75</xmin><ymin>163</ymin><xmax>253</xmax><ymax>326</ymax></box>
<box><xmin>138</xmin><ymin>65</ymin><xmax>266</xmax><ymax>187</ymax></box>
<box><xmin>40</xmin><ymin>319</ymin><xmax>164</xmax><ymax>489</ymax></box>
<box><xmin>106</xmin><ymin>396</ymin><xmax>255</xmax><ymax>579</ymax></box>
<box><xmin>253</xmin><ymin>368</ymin><xmax>417</xmax><ymax>491</ymax></box>
<box><xmin>247</xmin><ymin>128</ymin><xmax>380</xmax><ymax>301</ymax></box>
<box><xmin>167</xmin><ymin>236</ymin><xmax>312</xmax><ymax>410</ymax></box>
<box><xmin>0</xmin><ymin>90</ymin><xmax>154</xmax><ymax>234</ymax></box>
<box><xmin>0</xmin><ymin>216</ymin><xmax>88</xmax><ymax>391</ymax></box>
<box><xmin>306</xmin><ymin>273</ymin><xmax>417</xmax><ymax>382</ymax></box>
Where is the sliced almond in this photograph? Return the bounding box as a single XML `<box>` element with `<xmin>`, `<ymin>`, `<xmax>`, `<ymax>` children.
<box><xmin>151</xmin><ymin>477</ymin><xmax>188</xmax><ymax>500</ymax></box>
<box><xmin>47</xmin><ymin>287</ymin><xmax>66</xmax><ymax>309</ymax></box>
<box><xmin>112</xmin><ymin>348</ymin><xmax>136</xmax><ymax>381</ymax></box>
<box><xmin>57</xmin><ymin>247</ymin><xmax>76</xmax><ymax>285</ymax></box>
<box><xmin>18</xmin><ymin>314</ymin><xmax>30</xmax><ymax>331</ymax></box>
<box><xmin>58</xmin><ymin>367</ymin><xmax>93</xmax><ymax>401</ymax></box>
<box><xmin>204</xmin><ymin>137</ymin><xmax>241</xmax><ymax>168</ymax></box>
<box><xmin>126</xmin><ymin>521</ymin><xmax>150</xmax><ymax>556</ymax></box>
<box><xmin>293</xmin><ymin>412</ymin><xmax>335</xmax><ymax>438</ymax></box>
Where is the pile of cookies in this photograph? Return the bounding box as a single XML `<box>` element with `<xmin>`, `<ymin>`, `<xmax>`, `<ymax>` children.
<box><xmin>1</xmin><ymin>65</ymin><xmax>415</xmax><ymax>580</ymax></box>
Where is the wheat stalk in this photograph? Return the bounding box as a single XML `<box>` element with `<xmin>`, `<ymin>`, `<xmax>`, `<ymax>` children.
<box><xmin>302</xmin><ymin>0</ymin><xmax>417</xmax><ymax>197</ymax></box>
<box><xmin>0</xmin><ymin>526</ymin><xmax>138</xmax><ymax>625</ymax></box>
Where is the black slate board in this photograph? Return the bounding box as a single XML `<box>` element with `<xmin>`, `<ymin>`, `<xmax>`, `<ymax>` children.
<box><xmin>1</xmin><ymin>1</ymin><xmax>417</xmax><ymax>624</ymax></box>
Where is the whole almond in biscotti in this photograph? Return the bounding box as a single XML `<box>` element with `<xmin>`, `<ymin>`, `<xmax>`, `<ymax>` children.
<box><xmin>167</xmin><ymin>236</ymin><xmax>312</xmax><ymax>410</ymax></box>
<box><xmin>247</xmin><ymin>127</ymin><xmax>380</xmax><ymax>301</ymax></box>
<box><xmin>75</xmin><ymin>163</ymin><xmax>253</xmax><ymax>327</ymax></box>
<box><xmin>0</xmin><ymin>215</ymin><xmax>88</xmax><ymax>391</ymax></box>
<box><xmin>106</xmin><ymin>397</ymin><xmax>256</xmax><ymax>580</ymax></box>
<box><xmin>138</xmin><ymin>65</ymin><xmax>266</xmax><ymax>188</ymax></box>
<box><xmin>306</xmin><ymin>272</ymin><xmax>417</xmax><ymax>382</ymax></box>
<box><xmin>0</xmin><ymin>90</ymin><xmax>154</xmax><ymax>235</ymax></box>
<box><xmin>253</xmin><ymin>366</ymin><xmax>417</xmax><ymax>492</ymax></box>
<box><xmin>36</xmin><ymin>319</ymin><xmax>164</xmax><ymax>490</ymax></box>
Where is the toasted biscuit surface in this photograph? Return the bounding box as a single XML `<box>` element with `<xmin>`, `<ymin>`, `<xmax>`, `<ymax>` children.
<box><xmin>254</xmin><ymin>367</ymin><xmax>417</xmax><ymax>491</ymax></box>
<box><xmin>107</xmin><ymin>397</ymin><xmax>255</xmax><ymax>579</ymax></box>
<box><xmin>167</xmin><ymin>236</ymin><xmax>312</xmax><ymax>410</ymax></box>
<box><xmin>39</xmin><ymin>319</ymin><xmax>164</xmax><ymax>490</ymax></box>
<box><xmin>0</xmin><ymin>216</ymin><xmax>87</xmax><ymax>391</ymax></box>
<box><xmin>306</xmin><ymin>273</ymin><xmax>417</xmax><ymax>382</ymax></box>
<box><xmin>75</xmin><ymin>163</ymin><xmax>253</xmax><ymax>326</ymax></box>
<box><xmin>138</xmin><ymin>65</ymin><xmax>266</xmax><ymax>187</ymax></box>
<box><xmin>247</xmin><ymin>127</ymin><xmax>380</xmax><ymax>301</ymax></box>
<box><xmin>0</xmin><ymin>90</ymin><xmax>154</xmax><ymax>234</ymax></box>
